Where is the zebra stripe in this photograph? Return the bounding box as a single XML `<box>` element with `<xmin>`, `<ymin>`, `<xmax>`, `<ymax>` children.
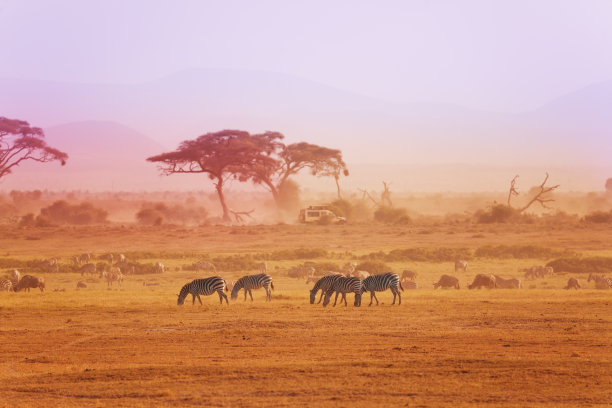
<box><xmin>588</xmin><ymin>273</ymin><xmax>612</xmax><ymax>289</ymax></box>
<box><xmin>309</xmin><ymin>274</ymin><xmax>343</xmax><ymax>304</ymax></box>
<box><xmin>177</xmin><ymin>276</ymin><xmax>228</xmax><ymax>305</ymax></box>
<box><xmin>257</xmin><ymin>262</ymin><xmax>267</xmax><ymax>274</ymax></box>
<box><xmin>231</xmin><ymin>273</ymin><xmax>274</xmax><ymax>302</ymax></box>
<box><xmin>361</xmin><ymin>273</ymin><xmax>403</xmax><ymax>306</ymax></box>
<box><xmin>0</xmin><ymin>279</ymin><xmax>13</xmax><ymax>292</ymax></box>
<box><xmin>194</xmin><ymin>260</ymin><xmax>217</xmax><ymax>273</ymax></box>
<box><xmin>322</xmin><ymin>276</ymin><xmax>362</xmax><ymax>307</ymax></box>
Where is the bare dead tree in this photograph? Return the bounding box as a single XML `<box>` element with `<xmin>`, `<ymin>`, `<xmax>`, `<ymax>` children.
<box><xmin>507</xmin><ymin>175</ymin><xmax>519</xmax><ymax>206</ymax></box>
<box><xmin>381</xmin><ymin>181</ymin><xmax>393</xmax><ymax>207</ymax></box>
<box><xmin>518</xmin><ymin>172</ymin><xmax>560</xmax><ymax>212</ymax></box>
<box><xmin>358</xmin><ymin>188</ymin><xmax>380</xmax><ymax>206</ymax></box>
<box><xmin>230</xmin><ymin>209</ymin><xmax>255</xmax><ymax>224</ymax></box>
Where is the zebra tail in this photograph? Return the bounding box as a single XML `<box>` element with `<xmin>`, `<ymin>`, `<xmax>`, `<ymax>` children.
<box><xmin>399</xmin><ymin>281</ymin><xmax>404</xmax><ymax>291</ymax></box>
<box><xmin>223</xmin><ymin>279</ymin><xmax>229</xmax><ymax>292</ymax></box>
<box><xmin>271</xmin><ymin>282</ymin><xmax>275</xmax><ymax>291</ymax></box>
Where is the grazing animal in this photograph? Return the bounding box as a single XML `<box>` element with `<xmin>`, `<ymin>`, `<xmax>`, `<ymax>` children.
<box><xmin>79</xmin><ymin>263</ymin><xmax>96</xmax><ymax>277</ymax></box>
<box><xmin>78</xmin><ymin>253</ymin><xmax>91</xmax><ymax>265</ymax></box>
<box><xmin>454</xmin><ymin>260</ymin><xmax>468</xmax><ymax>272</ymax></box>
<box><xmin>104</xmin><ymin>254</ymin><xmax>114</xmax><ymax>264</ymax></box>
<box><xmin>100</xmin><ymin>267</ymin><xmax>123</xmax><ymax>287</ymax></box>
<box><xmin>194</xmin><ymin>260</ymin><xmax>217</xmax><ymax>274</ymax></box>
<box><xmin>153</xmin><ymin>262</ymin><xmax>165</xmax><ymax>274</ymax></box>
<box><xmin>468</xmin><ymin>274</ymin><xmax>496</xmax><ymax>289</ymax></box>
<box><xmin>231</xmin><ymin>273</ymin><xmax>274</xmax><ymax>302</ymax></box>
<box><xmin>402</xmin><ymin>280</ymin><xmax>418</xmax><ymax>290</ymax></box>
<box><xmin>257</xmin><ymin>262</ymin><xmax>267</xmax><ymax>274</ymax></box>
<box><xmin>564</xmin><ymin>277</ymin><xmax>580</xmax><ymax>290</ymax></box>
<box><xmin>117</xmin><ymin>254</ymin><xmax>126</xmax><ymax>263</ymax></box>
<box><xmin>434</xmin><ymin>274</ymin><xmax>460</xmax><ymax>289</ymax></box>
<box><xmin>493</xmin><ymin>275</ymin><xmax>522</xmax><ymax>289</ymax></box>
<box><xmin>361</xmin><ymin>273</ymin><xmax>403</xmax><ymax>306</ymax></box>
<box><xmin>177</xmin><ymin>277</ymin><xmax>228</xmax><ymax>305</ymax></box>
<box><xmin>14</xmin><ymin>275</ymin><xmax>45</xmax><ymax>292</ymax></box>
<box><xmin>401</xmin><ymin>270</ymin><xmax>417</xmax><ymax>281</ymax></box>
<box><xmin>76</xmin><ymin>281</ymin><xmax>87</xmax><ymax>289</ymax></box>
<box><xmin>342</xmin><ymin>262</ymin><xmax>357</xmax><ymax>275</ymax></box>
<box><xmin>9</xmin><ymin>269</ymin><xmax>21</xmax><ymax>286</ymax></box>
<box><xmin>309</xmin><ymin>274</ymin><xmax>343</xmax><ymax>304</ymax></box>
<box><xmin>587</xmin><ymin>273</ymin><xmax>612</xmax><ymax>289</ymax></box>
<box><xmin>37</xmin><ymin>258</ymin><xmax>58</xmax><ymax>273</ymax></box>
<box><xmin>0</xmin><ymin>279</ymin><xmax>13</xmax><ymax>292</ymax></box>
<box><xmin>322</xmin><ymin>276</ymin><xmax>362</xmax><ymax>307</ymax></box>
<box><xmin>289</xmin><ymin>265</ymin><xmax>315</xmax><ymax>279</ymax></box>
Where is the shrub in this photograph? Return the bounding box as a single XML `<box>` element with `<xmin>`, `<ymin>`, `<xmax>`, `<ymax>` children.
<box><xmin>547</xmin><ymin>257</ymin><xmax>612</xmax><ymax>274</ymax></box>
<box><xmin>361</xmin><ymin>248</ymin><xmax>471</xmax><ymax>263</ymax></box>
<box><xmin>474</xmin><ymin>204</ymin><xmax>521</xmax><ymax>223</ymax></box>
<box><xmin>40</xmin><ymin>201</ymin><xmax>108</xmax><ymax>225</ymax></box>
<box><xmin>355</xmin><ymin>261</ymin><xmax>392</xmax><ymax>274</ymax></box>
<box><xmin>374</xmin><ymin>206</ymin><xmax>410</xmax><ymax>224</ymax></box>
<box><xmin>475</xmin><ymin>245</ymin><xmax>574</xmax><ymax>259</ymax></box>
<box><xmin>136</xmin><ymin>202</ymin><xmax>208</xmax><ymax>225</ymax></box>
<box><xmin>267</xmin><ymin>248</ymin><xmax>328</xmax><ymax>261</ymax></box>
<box><xmin>583</xmin><ymin>210</ymin><xmax>612</xmax><ymax>223</ymax></box>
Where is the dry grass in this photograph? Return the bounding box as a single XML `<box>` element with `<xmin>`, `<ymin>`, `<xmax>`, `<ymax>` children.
<box><xmin>0</xmin><ymin>223</ymin><xmax>611</xmax><ymax>407</ymax></box>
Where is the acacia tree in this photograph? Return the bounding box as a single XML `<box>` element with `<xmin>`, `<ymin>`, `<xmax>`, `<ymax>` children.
<box><xmin>246</xmin><ymin>140</ymin><xmax>349</xmax><ymax>207</ymax></box>
<box><xmin>0</xmin><ymin>117</ymin><xmax>68</xmax><ymax>179</ymax></box>
<box><xmin>147</xmin><ymin>130</ymin><xmax>277</xmax><ymax>223</ymax></box>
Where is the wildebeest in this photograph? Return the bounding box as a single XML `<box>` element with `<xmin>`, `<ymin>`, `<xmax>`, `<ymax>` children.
<box><xmin>14</xmin><ymin>275</ymin><xmax>45</xmax><ymax>292</ymax></box>
<box><xmin>493</xmin><ymin>275</ymin><xmax>522</xmax><ymax>289</ymax></box>
<box><xmin>454</xmin><ymin>260</ymin><xmax>468</xmax><ymax>272</ymax></box>
<box><xmin>564</xmin><ymin>277</ymin><xmax>580</xmax><ymax>290</ymax></box>
<box><xmin>468</xmin><ymin>274</ymin><xmax>496</xmax><ymax>289</ymax></box>
<box><xmin>433</xmin><ymin>274</ymin><xmax>460</xmax><ymax>289</ymax></box>
<box><xmin>76</xmin><ymin>281</ymin><xmax>87</xmax><ymax>289</ymax></box>
<box><xmin>79</xmin><ymin>263</ymin><xmax>96</xmax><ymax>277</ymax></box>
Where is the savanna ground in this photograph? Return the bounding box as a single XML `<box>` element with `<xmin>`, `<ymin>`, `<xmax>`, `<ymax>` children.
<box><xmin>1</xmin><ymin>222</ymin><xmax>611</xmax><ymax>407</ymax></box>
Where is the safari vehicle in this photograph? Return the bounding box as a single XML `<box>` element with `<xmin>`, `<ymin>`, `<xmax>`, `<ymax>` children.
<box><xmin>298</xmin><ymin>205</ymin><xmax>346</xmax><ymax>224</ymax></box>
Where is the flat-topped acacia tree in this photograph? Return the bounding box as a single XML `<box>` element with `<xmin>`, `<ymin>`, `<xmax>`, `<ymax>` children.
<box><xmin>147</xmin><ymin>130</ymin><xmax>279</xmax><ymax>223</ymax></box>
<box><xmin>0</xmin><ymin>117</ymin><xmax>68</xmax><ymax>180</ymax></box>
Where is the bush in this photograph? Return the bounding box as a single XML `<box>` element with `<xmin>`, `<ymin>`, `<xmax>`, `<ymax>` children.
<box><xmin>583</xmin><ymin>210</ymin><xmax>612</xmax><ymax>223</ymax></box>
<box><xmin>361</xmin><ymin>248</ymin><xmax>471</xmax><ymax>263</ymax></box>
<box><xmin>547</xmin><ymin>257</ymin><xmax>612</xmax><ymax>274</ymax></box>
<box><xmin>374</xmin><ymin>206</ymin><xmax>410</xmax><ymax>224</ymax></box>
<box><xmin>267</xmin><ymin>248</ymin><xmax>328</xmax><ymax>261</ymax></box>
<box><xmin>136</xmin><ymin>202</ymin><xmax>208</xmax><ymax>225</ymax></box>
<box><xmin>474</xmin><ymin>204</ymin><xmax>522</xmax><ymax>223</ymax></box>
<box><xmin>475</xmin><ymin>245</ymin><xmax>574</xmax><ymax>259</ymax></box>
<box><xmin>355</xmin><ymin>261</ymin><xmax>392</xmax><ymax>274</ymax></box>
<box><xmin>40</xmin><ymin>200</ymin><xmax>108</xmax><ymax>225</ymax></box>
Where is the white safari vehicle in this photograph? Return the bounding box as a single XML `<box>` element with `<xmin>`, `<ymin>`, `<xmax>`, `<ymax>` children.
<box><xmin>298</xmin><ymin>205</ymin><xmax>346</xmax><ymax>224</ymax></box>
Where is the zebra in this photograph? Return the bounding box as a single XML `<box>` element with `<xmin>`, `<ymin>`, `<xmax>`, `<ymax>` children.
<box><xmin>194</xmin><ymin>260</ymin><xmax>217</xmax><ymax>274</ymax></box>
<box><xmin>587</xmin><ymin>273</ymin><xmax>612</xmax><ymax>289</ymax></box>
<box><xmin>100</xmin><ymin>267</ymin><xmax>123</xmax><ymax>287</ymax></box>
<box><xmin>231</xmin><ymin>273</ymin><xmax>274</xmax><ymax>302</ymax></box>
<box><xmin>9</xmin><ymin>269</ymin><xmax>20</xmax><ymax>286</ymax></box>
<box><xmin>0</xmin><ymin>279</ymin><xmax>13</xmax><ymax>292</ymax></box>
<box><xmin>309</xmin><ymin>274</ymin><xmax>343</xmax><ymax>304</ymax></box>
<box><xmin>153</xmin><ymin>262</ymin><xmax>165</xmax><ymax>274</ymax></box>
<box><xmin>257</xmin><ymin>262</ymin><xmax>267</xmax><ymax>274</ymax></box>
<box><xmin>78</xmin><ymin>253</ymin><xmax>91</xmax><ymax>265</ymax></box>
<box><xmin>322</xmin><ymin>276</ymin><xmax>362</xmax><ymax>307</ymax></box>
<box><xmin>177</xmin><ymin>276</ymin><xmax>228</xmax><ymax>305</ymax></box>
<box><xmin>361</xmin><ymin>273</ymin><xmax>403</xmax><ymax>306</ymax></box>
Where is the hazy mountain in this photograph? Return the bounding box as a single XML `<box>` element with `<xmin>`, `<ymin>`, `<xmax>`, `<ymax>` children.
<box><xmin>0</xmin><ymin>70</ymin><xmax>610</xmax><ymax>191</ymax></box>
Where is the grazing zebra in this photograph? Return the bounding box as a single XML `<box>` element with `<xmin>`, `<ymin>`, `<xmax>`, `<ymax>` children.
<box><xmin>14</xmin><ymin>275</ymin><xmax>45</xmax><ymax>292</ymax></box>
<box><xmin>0</xmin><ymin>279</ymin><xmax>13</xmax><ymax>292</ymax></box>
<box><xmin>80</xmin><ymin>263</ymin><xmax>96</xmax><ymax>277</ymax></box>
<box><xmin>257</xmin><ymin>262</ymin><xmax>267</xmax><ymax>274</ymax></box>
<box><xmin>177</xmin><ymin>276</ymin><xmax>228</xmax><ymax>305</ymax></box>
<box><xmin>587</xmin><ymin>273</ymin><xmax>612</xmax><ymax>289</ymax></box>
<box><xmin>100</xmin><ymin>267</ymin><xmax>123</xmax><ymax>287</ymax></box>
<box><xmin>401</xmin><ymin>270</ymin><xmax>417</xmax><ymax>281</ymax></box>
<box><xmin>454</xmin><ymin>260</ymin><xmax>468</xmax><ymax>272</ymax></box>
<box><xmin>194</xmin><ymin>260</ymin><xmax>217</xmax><ymax>274</ymax></box>
<box><xmin>564</xmin><ymin>277</ymin><xmax>580</xmax><ymax>290</ymax></box>
<box><xmin>309</xmin><ymin>274</ymin><xmax>343</xmax><ymax>304</ymax></box>
<box><xmin>322</xmin><ymin>276</ymin><xmax>362</xmax><ymax>307</ymax></box>
<box><xmin>9</xmin><ymin>269</ymin><xmax>21</xmax><ymax>286</ymax></box>
<box><xmin>361</xmin><ymin>273</ymin><xmax>403</xmax><ymax>306</ymax></box>
<box><xmin>231</xmin><ymin>273</ymin><xmax>274</xmax><ymax>302</ymax></box>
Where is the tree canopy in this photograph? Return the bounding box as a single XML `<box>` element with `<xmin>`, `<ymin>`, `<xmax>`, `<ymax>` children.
<box><xmin>0</xmin><ymin>117</ymin><xmax>68</xmax><ymax>179</ymax></box>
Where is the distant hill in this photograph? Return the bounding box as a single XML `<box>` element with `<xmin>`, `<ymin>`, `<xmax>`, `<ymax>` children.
<box><xmin>0</xmin><ymin>70</ymin><xmax>611</xmax><ymax>191</ymax></box>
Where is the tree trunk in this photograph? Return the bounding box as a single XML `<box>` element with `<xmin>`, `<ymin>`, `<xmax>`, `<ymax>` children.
<box><xmin>335</xmin><ymin>175</ymin><xmax>342</xmax><ymax>199</ymax></box>
<box><xmin>215</xmin><ymin>178</ymin><xmax>232</xmax><ymax>223</ymax></box>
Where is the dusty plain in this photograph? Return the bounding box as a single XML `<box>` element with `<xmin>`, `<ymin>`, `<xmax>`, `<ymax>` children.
<box><xmin>0</xmin><ymin>223</ymin><xmax>611</xmax><ymax>407</ymax></box>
